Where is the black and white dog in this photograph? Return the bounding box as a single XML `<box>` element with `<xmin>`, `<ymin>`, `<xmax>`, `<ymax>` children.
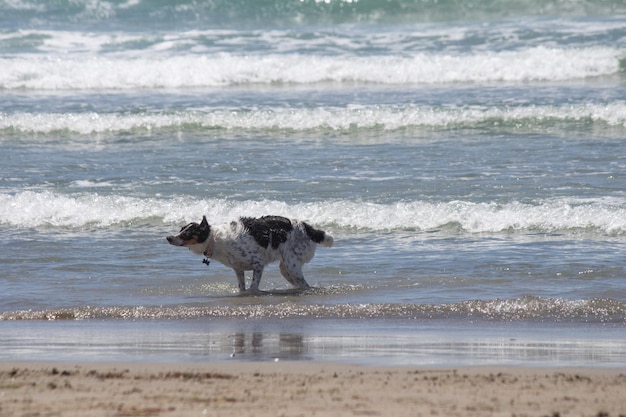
<box><xmin>166</xmin><ymin>215</ymin><xmax>333</xmax><ymax>292</ymax></box>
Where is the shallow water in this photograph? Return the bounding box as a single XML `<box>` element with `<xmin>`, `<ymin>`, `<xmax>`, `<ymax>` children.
<box><xmin>1</xmin><ymin>319</ymin><xmax>625</xmax><ymax>367</ymax></box>
<box><xmin>1</xmin><ymin>0</ymin><xmax>625</xmax><ymax>366</ymax></box>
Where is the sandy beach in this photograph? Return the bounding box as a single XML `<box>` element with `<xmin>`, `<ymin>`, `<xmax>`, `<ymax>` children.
<box><xmin>1</xmin><ymin>362</ymin><xmax>624</xmax><ymax>417</ymax></box>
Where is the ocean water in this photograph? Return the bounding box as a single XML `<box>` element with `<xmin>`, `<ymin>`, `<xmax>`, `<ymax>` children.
<box><xmin>1</xmin><ymin>0</ymin><xmax>625</xmax><ymax>366</ymax></box>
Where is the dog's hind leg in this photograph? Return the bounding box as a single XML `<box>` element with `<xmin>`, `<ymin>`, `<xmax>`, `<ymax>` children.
<box><xmin>234</xmin><ymin>269</ymin><xmax>246</xmax><ymax>292</ymax></box>
<box><xmin>279</xmin><ymin>262</ymin><xmax>310</xmax><ymax>289</ymax></box>
<box><xmin>249</xmin><ymin>266</ymin><xmax>264</xmax><ymax>292</ymax></box>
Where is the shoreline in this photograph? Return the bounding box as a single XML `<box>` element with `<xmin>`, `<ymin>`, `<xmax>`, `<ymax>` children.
<box><xmin>2</xmin><ymin>362</ymin><xmax>625</xmax><ymax>417</ymax></box>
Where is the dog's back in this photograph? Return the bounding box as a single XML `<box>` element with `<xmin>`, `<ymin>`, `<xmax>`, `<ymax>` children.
<box><xmin>212</xmin><ymin>216</ymin><xmax>331</xmax><ymax>264</ymax></box>
<box><xmin>239</xmin><ymin>215</ymin><xmax>333</xmax><ymax>249</ymax></box>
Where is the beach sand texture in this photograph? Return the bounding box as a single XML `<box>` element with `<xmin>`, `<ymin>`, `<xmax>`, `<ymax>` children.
<box><xmin>1</xmin><ymin>362</ymin><xmax>625</xmax><ymax>417</ymax></box>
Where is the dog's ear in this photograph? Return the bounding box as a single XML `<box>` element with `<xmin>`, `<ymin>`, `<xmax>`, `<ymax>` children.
<box><xmin>200</xmin><ymin>215</ymin><xmax>209</xmax><ymax>229</ymax></box>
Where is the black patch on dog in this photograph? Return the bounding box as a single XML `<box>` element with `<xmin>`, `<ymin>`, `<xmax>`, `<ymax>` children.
<box><xmin>179</xmin><ymin>221</ymin><xmax>210</xmax><ymax>243</ymax></box>
<box><xmin>241</xmin><ymin>216</ymin><xmax>293</xmax><ymax>249</ymax></box>
<box><xmin>303</xmin><ymin>222</ymin><xmax>326</xmax><ymax>244</ymax></box>
<box><xmin>179</xmin><ymin>223</ymin><xmax>192</xmax><ymax>232</ymax></box>
<box><xmin>197</xmin><ymin>223</ymin><xmax>210</xmax><ymax>243</ymax></box>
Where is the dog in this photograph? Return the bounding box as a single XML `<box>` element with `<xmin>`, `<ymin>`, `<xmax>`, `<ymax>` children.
<box><xmin>166</xmin><ymin>215</ymin><xmax>333</xmax><ymax>292</ymax></box>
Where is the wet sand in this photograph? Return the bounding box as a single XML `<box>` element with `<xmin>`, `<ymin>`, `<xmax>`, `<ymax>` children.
<box><xmin>1</xmin><ymin>362</ymin><xmax>625</xmax><ymax>417</ymax></box>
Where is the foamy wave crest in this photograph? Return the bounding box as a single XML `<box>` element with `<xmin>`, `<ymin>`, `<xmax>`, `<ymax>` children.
<box><xmin>0</xmin><ymin>46</ymin><xmax>620</xmax><ymax>90</ymax></box>
<box><xmin>2</xmin><ymin>102</ymin><xmax>626</xmax><ymax>136</ymax></box>
<box><xmin>325</xmin><ymin>199</ymin><xmax>626</xmax><ymax>235</ymax></box>
<box><xmin>1</xmin><ymin>191</ymin><xmax>624</xmax><ymax>235</ymax></box>
<box><xmin>1</xmin><ymin>297</ymin><xmax>624</xmax><ymax>322</ymax></box>
<box><xmin>0</xmin><ymin>191</ymin><xmax>174</xmax><ymax>228</ymax></box>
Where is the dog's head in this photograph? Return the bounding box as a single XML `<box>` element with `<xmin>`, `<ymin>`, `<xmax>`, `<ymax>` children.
<box><xmin>166</xmin><ymin>216</ymin><xmax>211</xmax><ymax>250</ymax></box>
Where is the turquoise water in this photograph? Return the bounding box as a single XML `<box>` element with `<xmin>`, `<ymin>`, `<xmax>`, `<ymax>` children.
<box><xmin>1</xmin><ymin>0</ymin><xmax>625</xmax><ymax>365</ymax></box>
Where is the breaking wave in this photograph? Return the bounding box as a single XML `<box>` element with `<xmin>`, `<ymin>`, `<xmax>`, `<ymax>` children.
<box><xmin>1</xmin><ymin>46</ymin><xmax>622</xmax><ymax>90</ymax></box>
<box><xmin>1</xmin><ymin>191</ymin><xmax>624</xmax><ymax>235</ymax></box>
<box><xmin>2</xmin><ymin>102</ymin><xmax>626</xmax><ymax>137</ymax></box>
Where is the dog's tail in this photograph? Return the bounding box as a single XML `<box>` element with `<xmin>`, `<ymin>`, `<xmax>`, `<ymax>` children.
<box><xmin>318</xmin><ymin>232</ymin><xmax>334</xmax><ymax>247</ymax></box>
<box><xmin>303</xmin><ymin>222</ymin><xmax>334</xmax><ymax>248</ymax></box>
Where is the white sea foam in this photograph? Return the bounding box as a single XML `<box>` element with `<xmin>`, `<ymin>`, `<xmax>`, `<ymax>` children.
<box><xmin>2</xmin><ymin>102</ymin><xmax>626</xmax><ymax>136</ymax></box>
<box><xmin>0</xmin><ymin>45</ymin><xmax>621</xmax><ymax>90</ymax></box>
<box><xmin>1</xmin><ymin>191</ymin><xmax>624</xmax><ymax>235</ymax></box>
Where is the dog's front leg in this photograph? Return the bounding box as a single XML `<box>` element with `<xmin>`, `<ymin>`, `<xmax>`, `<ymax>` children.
<box><xmin>249</xmin><ymin>266</ymin><xmax>264</xmax><ymax>292</ymax></box>
<box><xmin>234</xmin><ymin>269</ymin><xmax>246</xmax><ymax>292</ymax></box>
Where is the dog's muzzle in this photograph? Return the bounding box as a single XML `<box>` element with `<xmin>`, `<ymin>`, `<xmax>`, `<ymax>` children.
<box><xmin>166</xmin><ymin>235</ymin><xmax>183</xmax><ymax>246</ymax></box>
